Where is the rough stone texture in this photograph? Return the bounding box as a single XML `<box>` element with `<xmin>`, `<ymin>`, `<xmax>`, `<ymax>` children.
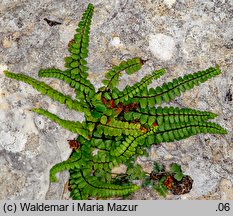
<box><xmin>0</xmin><ymin>0</ymin><xmax>232</xmax><ymax>200</ymax></box>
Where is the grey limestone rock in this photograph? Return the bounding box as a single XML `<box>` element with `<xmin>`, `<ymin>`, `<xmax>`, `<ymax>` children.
<box><xmin>0</xmin><ymin>0</ymin><xmax>232</xmax><ymax>199</ymax></box>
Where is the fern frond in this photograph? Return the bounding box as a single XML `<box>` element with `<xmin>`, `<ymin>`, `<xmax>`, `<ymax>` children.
<box><xmin>39</xmin><ymin>68</ymin><xmax>95</xmax><ymax>109</ymax></box>
<box><xmin>38</xmin><ymin>68</ymin><xmax>64</xmax><ymax>78</ymax></box>
<box><xmin>69</xmin><ymin>185</ymin><xmax>86</xmax><ymax>200</ymax></box>
<box><xmin>50</xmin><ymin>138</ymin><xmax>93</xmax><ymax>182</ymax></box>
<box><xmin>91</xmin><ymin>152</ymin><xmax>114</xmax><ymax>171</ymax></box>
<box><xmin>154</xmin><ymin>121</ymin><xmax>227</xmax><ymax>144</ymax></box>
<box><xmin>39</xmin><ymin>68</ymin><xmax>95</xmax><ymax>96</ymax></box>
<box><xmin>50</xmin><ymin>151</ymin><xmax>82</xmax><ymax>182</ymax></box>
<box><xmin>69</xmin><ymin>168</ymin><xmax>139</xmax><ymax>199</ymax></box>
<box><xmin>65</xmin><ymin>3</ymin><xmax>94</xmax><ymax>79</ymax></box>
<box><xmin>90</xmin><ymin>138</ymin><xmax>113</xmax><ymax>150</ymax></box>
<box><xmin>100</xmin><ymin>58</ymin><xmax>144</xmax><ymax>92</ymax></box>
<box><xmin>96</xmin><ymin>118</ymin><xmax>144</xmax><ymax>136</ymax></box>
<box><xmin>133</xmin><ymin>66</ymin><xmax>221</xmax><ymax>105</ymax></box>
<box><xmin>112</xmin><ymin>68</ymin><xmax>166</xmax><ymax>104</ymax></box>
<box><xmin>124</xmin><ymin>106</ymin><xmax>218</xmax><ymax>126</ymax></box>
<box><xmin>4</xmin><ymin>71</ymin><xmax>91</xmax><ymax>116</ymax></box>
<box><xmin>110</xmin><ymin>126</ymin><xmax>158</xmax><ymax>157</ymax></box>
<box><xmin>31</xmin><ymin>108</ymin><xmax>90</xmax><ymax>139</ymax></box>
<box><xmin>3</xmin><ymin>2</ymin><xmax>227</xmax><ymax>201</ymax></box>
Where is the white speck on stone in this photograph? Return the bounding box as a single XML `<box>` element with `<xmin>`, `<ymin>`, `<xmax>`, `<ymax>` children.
<box><xmin>149</xmin><ymin>34</ymin><xmax>176</xmax><ymax>61</ymax></box>
<box><xmin>163</xmin><ymin>0</ymin><xmax>176</xmax><ymax>8</ymax></box>
<box><xmin>34</xmin><ymin>116</ymin><xmax>45</xmax><ymax>130</ymax></box>
<box><xmin>48</xmin><ymin>104</ymin><xmax>57</xmax><ymax>114</ymax></box>
<box><xmin>219</xmin><ymin>12</ymin><xmax>226</xmax><ymax>21</ymax></box>
<box><xmin>110</xmin><ymin>37</ymin><xmax>122</xmax><ymax>48</ymax></box>
<box><xmin>0</xmin><ymin>64</ymin><xmax>8</xmax><ymax>74</ymax></box>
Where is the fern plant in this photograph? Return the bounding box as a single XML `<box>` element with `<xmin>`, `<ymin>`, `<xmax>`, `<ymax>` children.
<box><xmin>4</xmin><ymin>3</ymin><xmax>227</xmax><ymax>200</ymax></box>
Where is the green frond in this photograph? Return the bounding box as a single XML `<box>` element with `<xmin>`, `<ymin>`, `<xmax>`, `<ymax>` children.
<box><xmin>90</xmin><ymin>138</ymin><xmax>113</xmax><ymax>150</ymax></box>
<box><xmin>110</xmin><ymin>126</ymin><xmax>158</xmax><ymax>157</ymax></box>
<box><xmin>65</xmin><ymin>3</ymin><xmax>94</xmax><ymax>79</ymax></box>
<box><xmin>126</xmin><ymin>163</ymin><xmax>146</xmax><ymax>180</ymax></box>
<box><xmin>124</xmin><ymin>106</ymin><xmax>218</xmax><ymax>126</ymax></box>
<box><xmin>4</xmin><ymin>71</ymin><xmax>91</xmax><ymax>116</ymax></box>
<box><xmin>50</xmin><ymin>151</ymin><xmax>82</xmax><ymax>182</ymax></box>
<box><xmin>154</xmin><ymin>121</ymin><xmax>227</xmax><ymax>144</ymax></box>
<box><xmin>96</xmin><ymin>118</ymin><xmax>143</xmax><ymax>136</ymax></box>
<box><xmin>91</xmin><ymin>152</ymin><xmax>114</xmax><ymax>171</ymax></box>
<box><xmin>3</xmin><ymin>3</ymin><xmax>227</xmax><ymax>201</ymax></box>
<box><xmin>38</xmin><ymin>68</ymin><xmax>64</xmax><ymax>78</ymax></box>
<box><xmin>133</xmin><ymin>66</ymin><xmax>221</xmax><ymax>105</ymax></box>
<box><xmin>100</xmin><ymin>57</ymin><xmax>144</xmax><ymax>92</ymax></box>
<box><xmin>50</xmin><ymin>138</ymin><xmax>93</xmax><ymax>183</ymax></box>
<box><xmin>112</xmin><ymin>68</ymin><xmax>166</xmax><ymax>104</ymax></box>
<box><xmin>69</xmin><ymin>168</ymin><xmax>139</xmax><ymax>199</ymax></box>
<box><xmin>75</xmin><ymin>89</ymin><xmax>94</xmax><ymax>109</ymax></box>
<box><xmin>31</xmin><ymin>108</ymin><xmax>90</xmax><ymax>139</ymax></box>
<box><xmin>69</xmin><ymin>184</ymin><xmax>86</xmax><ymax>200</ymax></box>
<box><xmin>39</xmin><ymin>68</ymin><xmax>95</xmax><ymax>97</ymax></box>
<box><xmin>93</xmin><ymin>169</ymin><xmax>113</xmax><ymax>183</ymax></box>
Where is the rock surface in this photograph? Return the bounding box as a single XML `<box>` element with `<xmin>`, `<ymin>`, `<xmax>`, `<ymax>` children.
<box><xmin>0</xmin><ymin>0</ymin><xmax>232</xmax><ymax>200</ymax></box>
